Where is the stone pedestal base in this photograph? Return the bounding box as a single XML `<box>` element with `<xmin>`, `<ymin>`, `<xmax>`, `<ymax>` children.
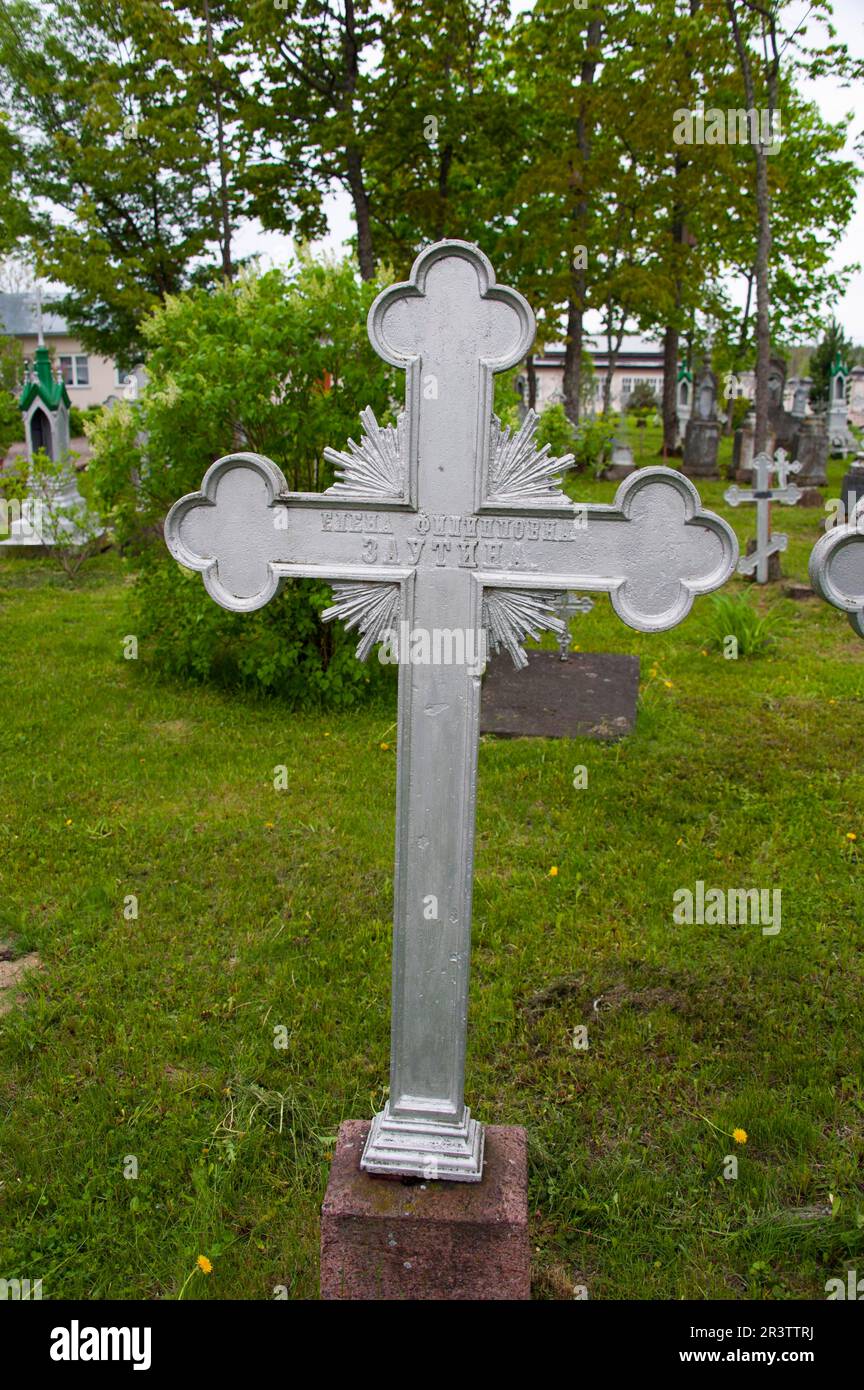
<box><xmin>795</xmin><ymin>487</ymin><xmax>825</xmax><ymax>508</ymax></box>
<box><xmin>320</xmin><ymin>1121</ymin><xmax>530</xmax><ymax>1300</ymax></box>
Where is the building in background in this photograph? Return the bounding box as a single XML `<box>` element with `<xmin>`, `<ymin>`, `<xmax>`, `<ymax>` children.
<box><xmin>0</xmin><ymin>292</ymin><xmax>121</xmax><ymax>408</ymax></box>
<box><xmin>530</xmin><ymin>336</ymin><xmax>665</xmax><ymax>413</ymax></box>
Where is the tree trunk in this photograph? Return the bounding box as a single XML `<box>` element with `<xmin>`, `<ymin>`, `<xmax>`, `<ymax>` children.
<box><xmin>726</xmin><ymin>0</ymin><xmax>779</xmax><ymax>455</ymax></box>
<box><xmin>662</xmin><ymin>325</ymin><xmax>679</xmax><ymax>455</ymax></box>
<box><xmin>346</xmin><ymin>147</ymin><xmax>375</xmax><ymax>280</ymax></box>
<box><xmin>526</xmin><ymin>352</ymin><xmax>537</xmax><ymax>411</ymax></box>
<box><xmin>562</xmin><ymin>16</ymin><xmax>602</xmax><ymax>426</ymax></box>
<box><xmin>204</xmin><ymin>0</ymin><xmax>233</xmax><ymax>280</ymax></box>
<box><xmin>342</xmin><ymin>0</ymin><xmax>375</xmax><ymax>280</ymax></box>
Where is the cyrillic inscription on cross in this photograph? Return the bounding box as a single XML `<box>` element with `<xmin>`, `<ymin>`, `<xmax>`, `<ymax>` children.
<box><xmin>165</xmin><ymin>241</ymin><xmax>737</xmax><ymax>1181</ymax></box>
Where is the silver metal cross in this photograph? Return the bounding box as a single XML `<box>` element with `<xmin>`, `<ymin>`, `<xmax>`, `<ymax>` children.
<box><xmin>164</xmin><ymin>240</ymin><xmax>737</xmax><ymax>1181</ymax></box>
<box><xmin>810</xmin><ymin>498</ymin><xmax>864</xmax><ymax>639</ymax></box>
<box><xmin>724</xmin><ymin>449</ymin><xmax>802</xmax><ymax>584</ymax></box>
<box><xmin>555</xmin><ymin>592</ymin><xmax>595</xmax><ymax>660</ymax></box>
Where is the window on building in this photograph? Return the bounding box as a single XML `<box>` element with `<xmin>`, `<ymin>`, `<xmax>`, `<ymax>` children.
<box><xmin>621</xmin><ymin>378</ymin><xmax>632</xmax><ymax>397</ymax></box>
<box><xmin>59</xmin><ymin>355</ymin><xmax>89</xmax><ymax>387</ymax></box>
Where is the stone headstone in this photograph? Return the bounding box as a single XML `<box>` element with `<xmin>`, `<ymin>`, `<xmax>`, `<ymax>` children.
<box><xmin>849</xmin><ymin>366</ymin><xmax>864</xmax><ymax>428</ymax></box>
<box><xmin>828</xmin><ymin>356</ymin><xmax>855</xmax><ymax>457</ymax></box>
<box><xmin>163</xmin><ymin>238</ymin><xmax>738</xmax><ymax>1191</ymax></box>
<box><xmin>604</xmin><ymin>438</ymin><xmax>635</xmax><ymax>480</ymax></box>
<box><xmin>789</xmin><ymin>413</ymin><xmax>828</xmax><ymax>494</ymax></box>
<box><xmin>766</xmin><ymin>356</ymin><xmax>798</xmax><ymax>452</ymax></box>
<box><xmin>682</xmin><ymin>356</ymin><xmax>720</xmax><ymax>478</ymax></box>
<box><xmin>676</xmin><ymin>360</ymin><xmax>692</xmax><ymax>448</ymax></box>
<box><xmin>480</xmin><ymin>649</ymin><xmax>640</xmax><ymax>740</ymax></box>
<box><xmin>792</xmin><ymin>376</ymin><xmax>811</xmax><ymax>419</ymax></box>
<box><xmin>732</xmin><ymin>409</ymin><xmax>756</xmax><ymax>481</ymax></box>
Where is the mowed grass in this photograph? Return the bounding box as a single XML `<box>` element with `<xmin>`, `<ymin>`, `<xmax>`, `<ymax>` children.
<box><xmin>0</xmin><ymin>449</ymin><xmax>863</xmax><ymax>1301</ymax></box>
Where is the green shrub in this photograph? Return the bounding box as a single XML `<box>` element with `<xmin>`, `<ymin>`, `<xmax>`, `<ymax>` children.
<box><xmin>69</xmin><ymin>404</ymin><xmax>103</xmax><ymax>437</ymax></box>
<box><xmin>701</xmin><ymin>592</ymin><xmax>785</xmax><ymax>658</ymax></box>
<box><xmin>535</xmin><ymin>402</ymin><xmax>576</xmax><ymax>460</ymax></box>
<box><xmin>731</xmin><ymin>396</ymin><xmax>753</xmax><ymax>431</ymax></box>
<box><xmin>573</xmin><ymin>412</ymin><xmax>617</xmax><ymax>476</ymax></box>
<box><xmin>0</xmin><ymin>388</ymin><xmax>23</xmax><ymax>456</ymax></box>
<box><xmin>87</xmin><ymin>255</ymin><xmax>400</xmax><ymax>707</ymax></box>
<box><xmin>134</xmin><ymin>555</ymin><xmax>395</xmax><ymax>707</ymax></box>
<box><xmin>626</xmin><ymin>380</ymin><xmax>659</xmax><ymax>412</ymax></box>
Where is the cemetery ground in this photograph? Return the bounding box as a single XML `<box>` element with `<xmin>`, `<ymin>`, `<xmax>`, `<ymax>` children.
<box><xmin>1</xmin><ymin>450</ymin><xmax>862</xmax><ymax>1302</ymax></box>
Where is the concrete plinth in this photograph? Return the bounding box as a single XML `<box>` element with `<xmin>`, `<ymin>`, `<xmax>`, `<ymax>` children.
<box><xmin>320</xmin><ymin>1120</ymin><xmax>530</xmax><ymax>1300</ymax></box>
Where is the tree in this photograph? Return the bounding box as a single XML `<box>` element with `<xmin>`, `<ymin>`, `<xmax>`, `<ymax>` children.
<box><xmin>0</xmin><ymin>0</ymin><xmax>257</xmax><ymax>362</ymax></box>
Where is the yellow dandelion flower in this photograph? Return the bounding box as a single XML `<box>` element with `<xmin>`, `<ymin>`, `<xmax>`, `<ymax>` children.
<box><xmin>65</xmin><ymin>819</ymin><xmax>73</xmax><ymax>826</ymax></box>
<box><xmin>732</xmin><ymin>1128</ymin><xmax>748</xmax><ymax>1144</ymax></box>
<box><xmin>549</xmin><ymin>866</ymin><xmax>558</xmax><ymax>877</ymax></box>
<box><xmin>380</xmin><ymin>742</ymin><xmax>390</xmax><ymax>750</ymax></box>
<box><xmin>264</xmin><ymin>821</ymin><xmax>274</xmax><ymax>829</ymax></box>
<box><xmin>664</xmin><ymin>680</ymin><xmax>673</xmax><ymax>689</ymax></box>
<box><xmin>197</xmin><ymin>1255</ymin><xmax>213</xmax><ymax>1274</ymax></box>
<box><xmin>846</xmin><ymin>832</ymin><xmax>857</xmax><ymax>841</ymax></box>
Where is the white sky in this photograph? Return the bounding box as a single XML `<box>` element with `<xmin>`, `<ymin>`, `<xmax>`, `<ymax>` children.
<box><xmin>235</xmin><ymin>0</ymin><xmax>864</xmax><ymax>344</ymax></box>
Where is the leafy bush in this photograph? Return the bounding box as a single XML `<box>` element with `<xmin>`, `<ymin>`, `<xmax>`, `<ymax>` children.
<box><xmin>69</xmin><ymin>403</ymin><xmax>103</xmax><ymax>437</ymax></box>
<box><xmin>731</xmin><ymin>396</ymin><xmax>752</xmax><ymax>431</ymax></box>
<box><xmin>626</xmin><ymin>380</ymin><xmax>659</xmax><ymax>412</ymax></box>
<box><xmin>573</xmin><ymin>412</ymin><xmax>617</xmax><ymax>476</ymax></box>
<box><xmin>0</xmin><ymin>387</ymin><xmax>23</xmax><ymax>456</ymax></box>
<box><xmin>86</xmin><ymin>255</ymin><xmax>400</xmax><ymax>706</ymax></box>
<box><xmin>701</xmin><ymin>592</ymin><xmax>784</xmax><ymax>658</ymax></box>
<box><xmin>535</xmin><ymin>402</ymin><xmax>576</xmax><ymax>459</ymax></box>
<box><xmin>133</xmin><ymin>557</ymin><xmax>395</xmax><ymax>706</ymax></box>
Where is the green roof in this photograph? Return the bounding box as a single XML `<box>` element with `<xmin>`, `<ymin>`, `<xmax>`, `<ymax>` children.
<box><xmin>19</xmin><ymin>345</ymin><xmax>71</xmax><ymax>413</ymax></box>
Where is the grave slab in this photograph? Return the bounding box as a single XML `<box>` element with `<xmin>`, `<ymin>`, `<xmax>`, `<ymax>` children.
<box><xmin>320</xmin><ymin>1120</ymin><xmax>530</xmax><ymax>1300</ymax></box>
<box><xmin>481</xmin><ymin>649</ymin><xmax>639</xmax><ymax>740</ymax></box>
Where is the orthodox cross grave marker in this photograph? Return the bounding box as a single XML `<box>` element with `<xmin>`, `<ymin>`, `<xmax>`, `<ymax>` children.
<box><xmin>810</xmin><ymin>496</ymin><xmax>864</xmax><ymax>640</ymax></box>
<box><xmin>165</xmin><ymin>240</ymin><xmax>737</xmax><ymax>1181</ymax></box>
<box><xmin>556</xmin><ymin>592</ymin><xmax>594</xmax><ymax>660</ymax></box>
<box><xmin>724</xmin><ymin>448</ymin><xmax>802</xmax><ymax>584</ymax></box>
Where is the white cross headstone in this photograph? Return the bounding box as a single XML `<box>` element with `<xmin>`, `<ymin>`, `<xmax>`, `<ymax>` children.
<box><xmin>810</xmin><ymin>498</ymin><xmax>864</xmax><ymax>639</ymax></box>
<box><xmin>724</xmin><ymin>448</ymin><xmax>802</xmax><ymax>584</ymax></box>
<box><xmin>555</xmin><ymin>592</ymin><xmax>594</xmax><ymax>660</ymax></box>
<box><xmin>164</xmin><ymin>240</ymin><xmax>737</xmax><ymax>1181</ymax></box>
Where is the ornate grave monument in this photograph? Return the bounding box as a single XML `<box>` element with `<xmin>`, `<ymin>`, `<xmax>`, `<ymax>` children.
<box><xmin>675</xmin><ymin>359</ymin><xmax>692</xmax><ymax>449</ymax></box>
<box><xmin>604</xmin><ymin>436</ymin><xmax>636</xmax><ymax>480</ymax></box>
<box><xmin>849</xmin><ymin>365</ymin><xmax>864</xmax><ymax>428</ymax></box>
<box><xmin>0</xmin><ymin>315</ymin><xmax>93</xmax><ymax>550</ymax></box>
<box><xmin>724</xmin><ymin>448</ymin><xmax>802</xmax><ymax>583</ymax></box>
<box><xmin>164</xmin><ymin>240</ymin><xmax>737</xmax><ymax>1297</ymax></box>
<box><xmin>682</xmin><ymin>355</ymin><xmax>721</xmax><ymax>478</ymax></box>
<box><xmin>828</xmin><ymin>354</ymin><xmax>856</xmax><ymax>457</ymax></box>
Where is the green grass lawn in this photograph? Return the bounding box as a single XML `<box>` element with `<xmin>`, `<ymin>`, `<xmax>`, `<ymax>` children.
<box><xmin>1</xmin><ymin>453</ymin><xmax>863</xmax><ymax>1301</ymax></box>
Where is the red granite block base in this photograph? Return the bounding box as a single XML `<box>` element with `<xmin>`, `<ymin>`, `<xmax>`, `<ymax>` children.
<box><xmin>320</xmin><ymin>1119</ymin><xmax>530</xmax><ymax>1300</ymax></box>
